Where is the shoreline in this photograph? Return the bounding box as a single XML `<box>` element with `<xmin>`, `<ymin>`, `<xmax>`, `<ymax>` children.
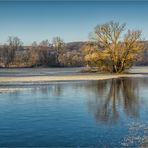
<box><xmin>0</xmin><ymin>73</ymin><xmax>145</xmax><ymax>83</ymax></box>
<box><xmin>0</xmin><ymin>72</ymin><xmax>147</xmax><ymax>93</ymax></box>
<box><xmin>0</xmin><ymin>66</ymin><xmax>147</xmax><ymax>92</ymax></box>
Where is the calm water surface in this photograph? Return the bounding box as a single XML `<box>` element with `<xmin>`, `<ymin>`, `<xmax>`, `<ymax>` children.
<box><xmin>0</xmin><ymin>77</ymin><xmax>148</xmax><ymax>147</ymax></box>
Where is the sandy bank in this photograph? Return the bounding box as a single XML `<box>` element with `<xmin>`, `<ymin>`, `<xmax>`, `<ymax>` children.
<box><xmin>0</xmin><ymin>73</ymin><xmax>145</xmax><ymax>93</ymax></box>
<box><xmin>0</xmin><ymin>68</ymin><xmax>146</xmax><ymax>92</ymax></box>
<box><xmin>0</xmin><ymin>73</ymin><xmax>144</xmax><ymax>83</ymax></box>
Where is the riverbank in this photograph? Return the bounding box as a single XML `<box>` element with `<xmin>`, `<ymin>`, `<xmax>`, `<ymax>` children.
<box><xmin>0</xmin><ymin>66</ymin><xmax>147</xmax><ymax>83</ymax></box>
<box><xmin>0</xmin><ymin>73</ymin><xmax>145</xmax><ymax>83</ymax></box>
<box><xmin>0</xmin><ymin>66</ymin><xmax>147</xmax><ymax>92</ymax></box>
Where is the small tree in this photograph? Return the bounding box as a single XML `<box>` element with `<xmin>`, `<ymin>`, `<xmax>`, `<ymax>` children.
<box><xmin>0</xmin><ymin>36</ymin><xmax>23</xmax><ymax>67</ymax></box>
<box><xmin>52</xmin><ymin>36</ymin><xmax>65</xmax><ymax>65</ymax></box>
<box><xmin>39</xmin><ymin>40</ymin><xmax>50</xmax><ymax>66</ymax></box>
<box><xmin>39</xmin><ymin>40</ymin><xmax>49</xmax><ymax>47</ymax></box>
<box><xmin>52</xmin><ymin>37</ymin><xmax>65</xmax><ymax>51</ymax></box>
<box><xmin>8</xmin><ymin>36</ymin><xmax>23</xmax><ymax>49</ymax></box>
<box><xmin>26</xmin><ymin>41</ymin><xmax>39</xmax><ymax>67</ymax></box>
<box><xmin>82</xmin><ymin>21</ymin><xmax>143</xmax><ymax>73</ymax></box>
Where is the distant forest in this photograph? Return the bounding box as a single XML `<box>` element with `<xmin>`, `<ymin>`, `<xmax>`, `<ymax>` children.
<box><xmin>0</xmin><ymin>36</ymin><xmax>147</xmax><ymax>68</ymax></box>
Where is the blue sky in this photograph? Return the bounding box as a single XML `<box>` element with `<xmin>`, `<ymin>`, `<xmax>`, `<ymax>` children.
<box><xmin>0</xmin><ymin>1</ymin><xmax>148</xmax><ymax>45</ymax></box>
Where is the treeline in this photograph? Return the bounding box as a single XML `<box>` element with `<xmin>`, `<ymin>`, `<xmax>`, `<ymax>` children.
<box><xmin>0</xmin><ymin>36</ymin><xmax>85</xmax><ymax>68</ymax></box>
<box><xmin>0</xmin><ymin>34</ymin><xmax>147</xmax><ymax>68</ymax></box>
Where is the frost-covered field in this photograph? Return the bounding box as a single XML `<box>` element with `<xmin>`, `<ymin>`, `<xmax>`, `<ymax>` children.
<box><xmin>0</xmin><ymin>66</ymin><xmax>147</xmax><ymax>77</ymax></box>
<box><xmin>129</xmin><ymin>66</ymin><xmax>148</xmax><ymax>74</ymax></box>
<box><xmin>0</xmin><ymin>67</ymin><xmax>83</xmax><ymax>77</ymax></box>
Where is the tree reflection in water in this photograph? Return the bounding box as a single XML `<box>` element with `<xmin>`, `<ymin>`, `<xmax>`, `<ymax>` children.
<box><xmin>9</xmin><ymin>77</ymin><xmax>148</xmax><ymax>124</ymax></box>
<box><xmin>87</xmin><ymin>78</ymin><xmax>140</xmax><ymax>124</ymax></box>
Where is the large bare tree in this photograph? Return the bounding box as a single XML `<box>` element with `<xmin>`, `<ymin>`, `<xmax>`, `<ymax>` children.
<box><xmin>82</xmin><ymin>21</ymin><xmax>144</xmax><ymax>73</ymax></box>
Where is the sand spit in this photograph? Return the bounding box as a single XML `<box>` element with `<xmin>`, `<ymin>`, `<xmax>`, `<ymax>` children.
<box><xmin>0</xmin><ymin>66</ymin><xmax>147</xmax><ymax>92</ymax></box>
<box><xmin>0</xmin><ymin>74</ymin><xmax>144</xmax><ymax>93</ymax></box>
<box><xmin>0</xmin><ymin>73</ymin><xmax>144</xmax><ymax>83</ymax></box>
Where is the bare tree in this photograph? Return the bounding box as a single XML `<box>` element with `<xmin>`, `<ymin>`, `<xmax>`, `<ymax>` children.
<box><xmin>0</xmin><ymin>37</ymin><xmax>23</xmax><ymax>67</ymax></box>
<box><xmin>82</xmin><ymin>21</ymin><xmax>143</xmax><ymax>73</ymax></box>
<box><xmin>52</xmin><ymin>36</ymin><xmax>65</xmax><ymax>65</ymax></box>
<box><xmin>26</xmin><ymin>41</ymin><xmax>39</xmax><ymax>67</ymax></box>
<box><xmin>52</xmin><ymin>37</ymin><xmax>64</xmax><ymax>51</ymax></box>
<box><xmin>8</xmin><ymin>36</ymin><xmax>23</xmax><ymax>49</ymax></box>
<box><xmin>38</xmin><ymin>40</ymin><xmax>51</xmax><ymax>66</ymax></box>
<box><xmin>39</xmin><ymin>40</ymin><xmax>49</xmax><ymax>47</ymax></box>
<box><xmin>32</xmin><ymin>41</ymin><xmax>38</xmax><ymax>47</ymax></box>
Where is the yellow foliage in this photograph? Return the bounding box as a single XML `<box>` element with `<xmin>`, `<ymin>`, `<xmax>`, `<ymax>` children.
<box><xmin>82</xmin><ymin>21</ymin><xmax>144</xmax><ymax>73</ymax></box>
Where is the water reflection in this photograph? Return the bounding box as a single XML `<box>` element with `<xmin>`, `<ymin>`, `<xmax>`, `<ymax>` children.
<box><xmin>6</xmin><ymin>77</ymin><xmax>148</xmax><ymax>124</ymax></box>
<box><xmin>87</xmin><ymin>78</ymin><xmax>140</xmax><ymax>124</ymax></box>
<box><xmin>31</xmin><ymin>84</ymin><xmax>64</xmax><ymax>97</ymax></box>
